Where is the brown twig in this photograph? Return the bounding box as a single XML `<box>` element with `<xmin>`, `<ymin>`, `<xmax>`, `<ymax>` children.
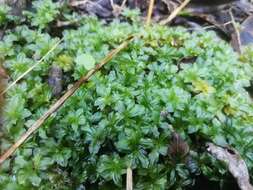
<box><xmin>229</xmin><ymin>10</ymin><xmax>242</xmax><ymax>54</ymax></box>
<box><xmin>146</xmin><ymin>0</ymin><xmax>155</xmax><ymax>26</ymax></box>
<box><xmin>110</xmin><ymin>0</ymin><xmax>115</xmax><ymax>8</ymax></box>
<box><xmin>110</xmin><ymin>0</ymin><xmax>128</xmax><ymax>17</ymax></box>
<box><xmin>186</xmin><ymin>21</ymin><xmax>233</xmax><ymax>31</ymax></box>
<box><xmin>126</xmin><ymin>167</ymin><xmax>133</xmax><ymax>190</ymax></box>
<box><xmin>120</xmin><ymin>0</ymin><xmax>128</xmax><ymax>10</ymax></box>
<box><xmin>0</xmin><ymin>36</ymin><xmax>134</xmax><ymax>165</ymax></box>
<box><xmin>160</xmin><ymin>0</ymin><xmax>190</xmax><ymax>25</ymax></box>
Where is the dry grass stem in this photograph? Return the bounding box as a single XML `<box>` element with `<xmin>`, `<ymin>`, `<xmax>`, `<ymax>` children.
<box><xmin>146</xmin><ymin>0</ymin><xmax>155</xmax><ymax>26</ymax></box>
<box><xmin>160</xmin><ymin>0</ymin><xmax>190</xmax><ymax>25</ymax></box>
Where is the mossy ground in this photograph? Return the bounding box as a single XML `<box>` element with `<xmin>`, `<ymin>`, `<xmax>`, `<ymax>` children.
<box><xmin>0</xmin><ymin>1</ymin><xmax>253</xmax><ymax>189</ymax></box>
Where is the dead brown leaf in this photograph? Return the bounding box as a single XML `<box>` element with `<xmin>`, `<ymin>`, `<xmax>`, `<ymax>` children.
<box><xmin>168</xmin><ymin>132</ymin><xmax>190</xmax><ymax>160</ymax></box>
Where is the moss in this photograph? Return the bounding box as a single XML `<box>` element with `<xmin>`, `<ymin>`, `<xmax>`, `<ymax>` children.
<box><xmin>0</xmin><ymin>1</ymin><xmax>253</xmax><ymax>189</ymax></box>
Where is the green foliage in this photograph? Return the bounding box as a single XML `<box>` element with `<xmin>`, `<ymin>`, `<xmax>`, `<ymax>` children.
<box><xmin>0</xmin><ymin>4</ymin><xmax>19</xmax><ymax>26</ymax></box>
<box><xmin>74</xmin><ymin>53</ymin><xmax>96</xmax><ymax>79</ymax></box>
<box><xmin>54</xmin><ymin>54</ymin><xmax>74</xmax><ymax>72</ymax></box>
<box><xmin>0</xmin><ymin>4</ymin><xmax>11</xmax><ymax>25</ymax></box>
<box><xmin>122</xmin><ymin>8</ymin><xmax>141</xmax><ymax>22</ymax></box>
<box><xmin>24</xmin><ymin>0</ymin><xmax>60</xmax><ymax>30</ymax></box>
<box><xmin>1</xmin><ymin>2</ymin><xmax>253</xmax><ymax>189</ymax></box>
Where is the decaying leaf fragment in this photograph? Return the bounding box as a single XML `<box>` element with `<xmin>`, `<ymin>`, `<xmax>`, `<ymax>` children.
<box><xmin>207</xmin><ymin>143</ymin><xmax>253</xmax><ymax>190</ymax></box>
<box><xmin>48</xmin><ymin>65</ymin><xmax>63</xmax><ymax>97</ymax></box>
<box><xmin>168</xmin><ymin>132</ymin><xmax>190</xmax><ymax>161</ymax></box>
<box><xmin>126</xmin><ymin>167</ymin><xmax>133</xmax><ymax>190</ymax></box>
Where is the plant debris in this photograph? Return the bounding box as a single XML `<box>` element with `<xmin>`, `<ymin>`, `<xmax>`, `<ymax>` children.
<box><xmin>207</xmin><ymin>143</ymin><xmax>253</xmax><ymax>190</ymax></box>
<box><xmin>168</xmin><ymin>132</ymin><xmax>190</xmax><ymax>161</ymax></box>
<box><xmin>48</xmin><ymin>65</ymin><xmax>63</xmax><ymax>97</ymax></box>
<box><xmin>0</xmin><ymin>0</ymin><xmax>253</xmax><ymax>189</ymax></box>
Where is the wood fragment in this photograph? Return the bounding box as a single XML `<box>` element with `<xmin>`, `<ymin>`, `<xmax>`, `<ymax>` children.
<box><xmin>160</xmin><ymin>0</ymin><xmax>190</xmax><ymax>25</ymax></box>
<box><xmin>207</xmin><ymin>143</ymin><xmax>253</xmax><ymax>190</ymax></box>
<box><xmin>0</xmin><ymin>36</ymin><xmax>134</xmax><ymax>165</ymax></box>
<box><xmin>126</xmin><ymin>167</ymin><xmax>133</xmax><ymax>190</ymax></box>
<box><xmin>146</xmin><ymin>0</ymin><xmax>155</xmax><ymax>26</ymax></box>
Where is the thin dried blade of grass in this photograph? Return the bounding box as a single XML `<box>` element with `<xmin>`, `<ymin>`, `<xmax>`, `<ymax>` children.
<box><xmin>126</xmin><ymin>167</ymin><xmax>133</xmax><ymax>190</ymax></box>
<box><xmin>114</xmin><ymin>0</ymin><xmax>128</xmax><ymax>16</ymax></box>
<box><xmin>229</xmin><ymin>10</ymin><xmax>242</xmax><ymax>54</ymax></box>
<box><xmin>160</xmin><ymin>0</ymin><xmax>190</xmax><ymax>25</ymax></box>
<box><xmin>110</xmin><ymin>0</ymin><xmax>128</xmax><ymax>17</ymax></box>
<box><xmin>0</xmin><ymin>35</ymin><xmax>134</xmax><ymax>165</ymax></box>
<box><xmin>0</xmin><ymin>38</ymin><xmax>63</xmax><ymax>95</ymax></box>
<box><xmin>146</xmin><ymin>0</ymin><xmax>155</xmax><ymax>26</ymax></box>
<box><xmin>120</xmin><ymin>0</ymin><xmax>127</xmax><ymax>10</ymax></box>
